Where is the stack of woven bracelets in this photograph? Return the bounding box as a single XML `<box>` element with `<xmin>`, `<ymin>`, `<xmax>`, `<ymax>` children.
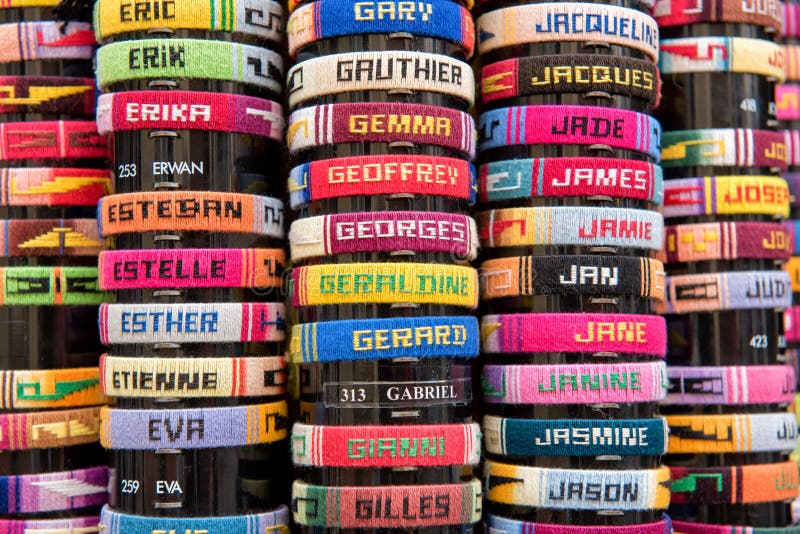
<box><xmin>285</xmin><ymin>0</ymin><xmax>483</xmax><ymax>530</ymax></box>
<box><xmin>92</xmin><ymin>0</ymin><xmax>290</xmax><ymax>531</ymax></box>
<box><xmin>0</xmin><ymin>0</ymin><xmax>112</xmax><ymax>532</ymax></box>
<box><xmin>655</xmin><ymin>0</ymin><xmax>800</xmax><ymax>531</ymax></box>
<box><xmin>474</xmin><ymin>0</ymin><xmax>672</xmax><ymax>532</ymax></box>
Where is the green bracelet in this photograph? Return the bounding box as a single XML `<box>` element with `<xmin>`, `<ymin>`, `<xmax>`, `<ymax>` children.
<box><xmin>0</xmin><ymin>266</ymin><xmax>110</xmax><ymax>306</ymax></box>
<box><xmin>96</xmin><ymin>38</ymin><xmax>283</xmax><ymax>92</ymax></box>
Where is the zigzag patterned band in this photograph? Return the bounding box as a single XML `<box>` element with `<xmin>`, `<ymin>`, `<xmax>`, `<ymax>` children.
<box><xmin>0</xmin><ymin>168</ymin><xmax>112</xmax><ymax>207</ymax></box>
<box><xmin>0</xmin><ymin>76</ymin><xmax>95</xmax><ymax>115</ymax></box>
<box><xmin>0</xmin><ymin>466</ymin><xmax>109</xmax><ymax>513</ymax></box>
<box><xmin>0</xmin><ymin>219</ymin><xmax>105</xmax><ymax>257</ymax></box>
<box><xmin>0</xmin><ymin>406</ymin><xmax>100</xmax><ymax>451</ymax></box>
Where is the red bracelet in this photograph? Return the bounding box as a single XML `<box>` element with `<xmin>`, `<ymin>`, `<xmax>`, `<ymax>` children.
<box><xmin>0</xmin><ymin>121</ymin><xmax>108</xmax><ymax>162</ymax></box>
<box><xmin>654</xmin><ymin>0</ymin><xmax>782</xmax><ymax>29</ymax></box>
<box><xmin>659</xmin><ymin>221</ymin><xmax>793</xmax><ymax>263</ymax></box>
<box><xmin>0</xmin><ymin>76</ymin><xmax>95</xmax><ymax>115</ymax></box>
<box><xmin>0</xmin><ymin>168</ymin><xmax>111</xmax><ymax>207</ymax></box>
<box><xmin>786</xmin><ymin>2</ymin><xmax>800</xmax><ymax>37</ymax></box>
<box><xmin>96</xmin><ymin>91</ymin><xmax>283</xmax><ymax>141</ymax></box>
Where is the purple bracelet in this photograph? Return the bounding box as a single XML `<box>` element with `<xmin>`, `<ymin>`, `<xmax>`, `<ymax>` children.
<box><xmin>0</xmin><ymin>466</ymin><xmax>108</xmax><ymax>513</ymax></box>
<box><xmin>785</xmin><ymin>172</ymin><xmax>800</xmax><ymax>206</ymax></box>
<box><xmin>664</xmin><ymin>365</ymin><xmax>796</xmax><ymax>405</ymax></box>
<box><xmin>0</xmin><ymin>22</ymin><xmax>95</xmax><ymax>63</ymax></box>
<box><xmin>0</xmin><ymin>516</ymin><xmax>99</xmax><ymax>534</ymax></box>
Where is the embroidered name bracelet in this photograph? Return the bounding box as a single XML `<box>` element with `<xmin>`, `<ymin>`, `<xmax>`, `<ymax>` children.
<box><xmin>0</xmin><ymin>266</ymin><xmax>107</xmax><ymax>305</ymax></box>
<box><xmin>777</xmin><ymin>84</ymin><xmax>800</xmax><ymax>121</ymax></box>
<box><xmin>0</xmin><ymin>121</ymin><xmax>108</xmax><ymax>162</ymax></box>
<box><xmin>483</xmin><ymin>462</ymin><xmax>671</xmax><ymax>511</ymax></box>
<box><xmin>479</xmin><ymin>157</ymin><xmax>663</xmax><ymax>204</ymax></box>
<box><xmin>291</xmin><ymin>262</ymin><xmax>479</xmax><ymax>308</ymax></box>
<box><xmin>0</xmin><ymin>406</ymin><xmax>100</xmax><ymax>451</ymax></box>
<box><xmin>96</xmin><ymin>91</ymin><xmax>284</xmax><ymax>139</ymax></box>
<box><xmin>291</xmin><ymin>479</ymin><xmax>482</xmax><ymax>528</ymax></box>
<box><xmin>287</xmin><ymin>102</ymin><xmax>476</xmax><ymax>158</ymax></box>
<box><xmin>99</xmin><ymin>505</ymin><xmax>290</xmax><ymax>534</ymax></box>
<box><xmin>481</xmin><ymin>54</ymin><xmax>660</xmax><ymax>106</ymax></box>
<box><xmin>0</xmin><ymin>76</ymin><xmax>95</xmax><ymax>115</ymax></box>
<box><xmin>661</xmin><ymin>129</ymin><xmax>788</xmax><ymax>170</ymax></box>
<box><xmin>0</xmin><ymin>367</ymin><xmax>103</xmax><ymax>409</ymax></box>
<box><xmin>289</xmin><ymin>212</ymin><xmax>478</xmax><ymax>261</ymax></box>
<box><xmin>0</xmin><ymin>516</ymin><xmax>101</xmax><ymax>534</ymax></box>
<box><xmin>98</xmin><ymin>248</ymin><xmax>284</xmax><ymax>290</ymax></box>
<box><xmin>660</xmin><ymin>270</ymin><xmax>792</xmax><ymax>314</ymax></box>
<box><xmin>476</xmin><ymin>3</ymin><xmax>659</xmax><ymax>60</ymax></box>
<box><xmin>287</xmin><ymin>51</ymin><xmax>474</xmax><ymax>109</ymax></box>
<box><xmin>482</xmin><ymin>415</ymin><xmax>668</xmax><ymax>457</ymax></box>
<box><xmin>478</xmin><ymin>105</ymin><xmax>661</xmax><ymax>160</ymax></box>
<box><xmin>664</xmin><ymin>365</ymin><xmax>796</xmax><ymax>405</ymax></box>
<box><xmin>481</xmin><ymin>361</ymin><xmax>668</xmax><ymax>405</ymax></box>
<box><xmin>93</xmin><ymin>0</ymin><xmax>283</xmax><ymax>41</ymax></box>
<box><xmin>660</xmin><ymin>222</ymin><xmax>792</xmax><ymax>263</ymax></box>
<box><xmin>100</xmin><ymin>355</ymin><xmax>286</xmax><ymax>398</ymax></box>
<box><xmin>485</xmin><ymin>515</ymin><xmax>672</xmax><ymax>534</ymax></box>
<box><xmin>659</xmin><ymin>36</ymin><xmax>785</xmax><ymax>81</ymax></box>
<box><xmin>98</xmin><ymin>302</ymin><xmax>286</xmax><ymax>344</ymax></box>
<box><xmin>287</xmin><ymin>0</ymin><xmax>475</xmax><ymax>58</ymax></box>
<box><xmin>0</xmin><ymin>219</ymin><xmax>105</xmax><ymax>257</ymax></box>
<box><xmin>0</xmin><ymin>168</ymin><xmax>112</xmax><ymax>207</ymax></box>
<box><xmin>100</xmin><ymin>401</ymin><xmax>288</xmax><ymax>449</ymax></box>
<box><xmin>0</xmin><ymin>22</ymin><xmax>95</xmax><ymax>63</ymax></box>
<box><xmin>666</xmin><ymin>412</ymin><xmax>798</xmax><ymax>453</ymax></box>
<box><xmin>96</xmin><ymin>38</ymin><xmax>283</xmax><ymax>92</ymax></box>
<box><xmin>288</xmin><ymin>155</ymin><xmax>477</xmax><ymax>208</ymax></box>
<box><xmin>670</xmin><ymin>461</ymin><xmax>800</xmax><ymax>504</ymax></box>
<box><xmin>0</xmin><ymin>466</ymin><xmax>108</xmax><ymax>514</ymax></box>
<box><xmin>289</xmin><ymin>316</ymin><xmax>479</xmax><ymax>362</ymax></box>
<box><xmin>477</xmin><ymin>206</ymin><xmax>664</xmax><ymax>250</ymax></box>
<box><xmin>98</xmin><ymin>192</ymin><xmax>284</xmax><ymax>238</ymax></box>
<box><xmin>665</xmin><ymin>175</ymin><xmax>791</xmax><ymax>219</ymax></box>
<box><xmin>290</xmin><ymin>422</ymin><xmax>480</xmax><ymax>467</ymax></box>
<box><xmin>480</xmin><ymin>256</ymin><xmax>665</xmax><ymax>300</ymax></box>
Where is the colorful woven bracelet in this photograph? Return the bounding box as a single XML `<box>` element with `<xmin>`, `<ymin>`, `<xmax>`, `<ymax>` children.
<box><xmin>479</xmin><ymin>157</ymin><xmax>663</xmax><ymax>204</ymax></box>
<box><xmin>98</xmin><ymin>191</ymin><xmax>284</xmax><ymax>238</ymax></box>
<box><xmin>0</xmin><ymin>406</ymin><xmax>100</xmax><ymax>451</ymax></box>
<box><xmin>659</xmin><ymin>37</ymin><xmax>785</xmax><ymax>81</ymax></box>
<box><xmin>478</xmin><ymin>206</ymin><xmax>663</xmax><ymax>250</ymax></box>
<box><xmin>666</xmin><ymin>412</ymin><xmax>798</xmax><ymax>453</ymax></box>
<box><xmin>0</xmin><ymin>22</ymin><xmax>95</xmax><ymax>63</ymax></box>
<box><xmin>94</xmin><ymin>0</ymin><xmax>283</xmax><ymax>41</ymax></box>
<box><xmin>0</xmin><ymin>168</ymin><xmax>111</xmax><ymax>207</ymax></box>
<box><xmin>0</xmin><ymin>466</ymin><xmax>108</xmax><ymax>514</ymax></box>
<box><xmin>98</xmin><ymin>302</ymin><xmax>286</xmax><ymax>344</ymax></box>
<box><xmin>673</xmin><ymin>521</ymin><xmax>800</xmax><ymax>534</ymax></box>
<box><xmin>484</xmin><ymin>462</ymin><xmax>670</xmax><ymax>511</ymax></box>
<box><xmin>786</xmin><ymin>1</ymin><xmax>800</xmax><ymax>36</ymax></box>
<box><xmin>0</xmin><ymin>0</ymin><xmax>59</xmax><ymax>6</ymax></box>
<box><xmin>96</xmin><ymin>91</ymin><xmax>283</xmax><ymax>140</ymax></box>
<box><xmin>289</xmin><ymin>155</ymin><xmax>477</xmax><ymax>208</ymax></box>
<box><xmin>483</xmin><ymin>415</ymin><xmax>668</xmax><ymax>457</ymax></box>
<box><xmin>0</xmin><ymin>219</ymin><xmax>105</xmax><ymax>257</ymax></box>
<box><xmin>100</xmin><ymin>506</ymin><xmax>290</xmax><ymax>534</ymax></box>
<box><xmin>481</xmin><ymin>54</ymin><xmax>660</xmax><ymax>106</ymax></box>
<box><xmin>670</xmin><ymin>461</ymin><xmax>800</xmax><ymax>504</ymax></box>
<box><xmin>660</xmin><ymin>270</ymin><xmax>792</xmax><ymax>314</ymax></box>
<box><xmin>0</xmin><ymin>121</ymin><xmax>108</xmax><ymax>162</ymax></box>
<box><xmin>100</xmin><ymin>355</ymin><xmax>286</xmax><ymax>398</ymax></box>
<box><xmin>660</xmin><ymin>222</ymin><xmax>792</xmax><ymax>263</ymax></box>
<box><xmin>289</xmin><ymin>316</ymin><xmax>479</xmax><ymax>363</ymax></box>
<box><xmin>664</xmin><ymin>365</ymin><xmax>796</xmax><ymax>405</ymax></box>
<box><xmin>786</xmin><ymin>44</ymin><xmax>800</xmax><ymax>81</ymax></box>
<box><xmin>785</xmin><ymin>171</ymin><xmax>800</xmax><ymax>206</ymax></box>
<box><xmin>287</xmin><ymin>102</ymin><xmax>476</xmax><ymax>158</ymax></box>
<box><xmin>96</xmin><ymin>38</ymin><xmax>283</xmax><ymax>92</ymax></box>
<box><xmin>100</xmin><ymin>401</ymin><xmax>288</xmax><ymax>449</ymax></box>
<box><xmin>287</xmin><ymin>0</ymin><xmax>475</xmax><ymax>58</ymax></box>
<box><xmin>481</xmin><ymin>361</ymin><xmax>668</xmax><ymax>405</ymax></box>
<box><xmin>479</xmin><ymin>105</ymin><xmax>661</xmax><ymax>160</ymax></box>
<box><xmin>0</xmin><ymin>266</ymin><xmax>107</xmax><ymax>305</ymax></box>
<box><xmin>784</xmin><ymin>129</ymin><xmax>800</xmax><ymax>166</ymax></box>
<box><xmin>291</xmin><ymin>262</ymin><xmax>478</xmax><ymax>308</ymax></box>
<box><xmin>292</xmin><ymin>479</ymin><xmax>482</xmax><ymax>528</ymax></box>
<box><xmin>291</xmin><ymin>422</ymin><xmax>480</xmax><ymax>467</ymax></box>
<box><xmin>786</xmin><ymin>306</ymin><xmax>800</xmax><ymax>343</ymax></box>
<box><xmin>0</xmin><ymin>516</ymin><xmax>100</xmax><ymax>534</ymax></box>
<box><xmin>486</xmin><ymin>515</ymin><xmax>672</xmax><ymax>534</ymax></box>
<box><xmin>288</xmin><ymin>51</ymin><xmax>474</xmax><ymax>109</ymax></box>
<box><xmin>0</xmin><ymin>367</ymin><xmax>103</xmax><ymax>410</ymax></box>
<box><xmin>661</xmin><ymin>129</ymin><xmax>788</xmax><ymax>170</ymax></box>
<box><xmin>289</xmin><ymin>212</ymin><xmax>478</xmax><ymax>261</ymax></box>
<box><xmin>654</xmin><ymin>0</ymin><xmax>782</xmax><ymax>28</ymax></box>
<box><xmin>777</xmin><ymin>84</ymin><xmax>800</xmax><ymax>121</ymax></box>
<box><xmin>97</xmin><ymin>248</ymin><xmax>284</xmax><ymax>290</ymax></box>
<box><xmin>480</xmin><ymin>256</ymin><xmax>665</xmax><ymax>300</ymax></box>
<box><xmin>785</xmin><ymin>256</ymin><xmax>800</xmax><ymax>291</ymax></box>
<box><xmin>662</xmin><ymin>175</ymin><xmax>791</xmax><ymax>218</ymax></box>
<box><xmin>476</xmin><ymin>3</ymin><xmax>658</xmax><ymax>60</ymax></box>
<box><xmin>0</xmin><ymin>76</ymin><xmax>95</xmax><ymax>115</ymax></box>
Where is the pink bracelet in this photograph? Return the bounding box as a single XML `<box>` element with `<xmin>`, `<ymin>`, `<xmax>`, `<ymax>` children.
<box><xmin>785</xmin><ymin>306</ymin><xmax>800</xmax><ymax>343</ymax></box>
<box><xmin>0</xmin><ymin>22</ymin><xmax>95</xmax><ymax>63</ymax></box>
<box><xmin>481</xmin><ymin>313</ymin><xmax>667</xmax><ymax>357</ymax></box>
<box><xmin>673</xmin><ymin>521</ymin><xmax>800</xmax><ymax>534</ymax></box>
<box><xmin>0</xmin><ymin>121</ymin><xmax>108</xmax><ymax>162</ymax></box>
<box><xmin>786</xmin><ymin>1</ymin><xmax>800</xmax><ymax>37</ymax></box>
<box><xmin>481</xmin><ymin>361</ymin><xmax>668</xmax><ymax>405</ymax></box>
<box><xmin>96</xmin><ymin>91</ymin><xmax>283</xmax><ymax>140</ymax></box>
<box><xmin>784</xmin><ymin>129</ymin><xmax>800</xmax><ymax>167</ymax></box>
<box><xmin>664</xmin><ymin>365</ymin><xmax>796</xmax><ymax>405</ymax></box>
<box><xmin>659</xmin><ymin>221</ymin><xmax>793</xmax><ymax>263</ymax></box>
<box><xmin>777</xmin><ymin>84</ymin><xmax>800</xmax><ymax>121</ymax></box>
<box><xmin>0</xmin><ymin>168</ymin><xmax>111</xmax><ymax>207</ymax></box>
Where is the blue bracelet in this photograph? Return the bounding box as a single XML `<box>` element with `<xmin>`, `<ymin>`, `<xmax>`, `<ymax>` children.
<box><xmin>290</xmin><ymin>316</ymin><xmax>479</xmax><ymax>363</ymax></box>
<box><xmin>791</xmin><ymin>220</ymin><xmax>800</xmax><ymax>254</ymax></box>
<box><xmin>100</xmin><ymin>505</ymin><xmax>290</xmax><ymax>534</ymax></box>
<box><xmin>485</xmin><ymin>514</ymin><xmax>673</xmax><ymax>534</ymax></box>
<box><xmin>483</xmin><ymin>416</ymin><xmax>668</xmax><ymax>457</ymax></box>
